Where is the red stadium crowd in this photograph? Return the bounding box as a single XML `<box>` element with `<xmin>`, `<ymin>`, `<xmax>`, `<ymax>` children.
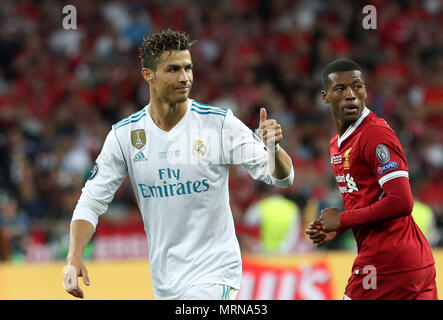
<box><xmin>0</xmin><ymin>0</ymin><xmax>442</xmax><ymax>262</ymax></box>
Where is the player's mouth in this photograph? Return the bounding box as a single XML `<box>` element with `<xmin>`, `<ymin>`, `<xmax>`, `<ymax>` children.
<box><xmin>342</xmin><ymin>104</ymin><xmax>360</xmax><ymax>115</ymax></box>
<box><xmin>175</xmin><ymin>87</ymin><xmax>190</xmax><ymax>93</ymax></box>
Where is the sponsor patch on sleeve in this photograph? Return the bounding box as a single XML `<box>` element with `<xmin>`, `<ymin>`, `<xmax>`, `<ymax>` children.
<box><xmin>377</xmin><ymin>160</ymin><xmax>398</xmax><ymax>175</ymax></box>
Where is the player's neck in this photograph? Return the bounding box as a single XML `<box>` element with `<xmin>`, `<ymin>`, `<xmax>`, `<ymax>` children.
<box><xmin>149</xmin><ymin>98</ymin><xmax>188</xmax><ymax>132</ymax></box>
<box><xmin>334</xmin><ymin>118</ymin><xmax>354</xmax><ymax>137</ymax></box>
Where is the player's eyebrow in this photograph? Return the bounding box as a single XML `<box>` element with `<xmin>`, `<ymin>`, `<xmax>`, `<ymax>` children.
<box><xmin>165</xmin><ymin>63</ymin><xmax>193</xmax><ymax>69</ymax></box>
<box><xmin>332</xmin><ymin>78</ymin><xmax>363</xmax><ymax>88</ymax></box>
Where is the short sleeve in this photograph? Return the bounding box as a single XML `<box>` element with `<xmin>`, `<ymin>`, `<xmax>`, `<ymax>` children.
<box><xmin>71</xmin><ymin>128</ymin><xmax>128</xmax><ymax>229</ymax></box>
<box><xmin>361</xmin><ymin>125</ymin><xmax>409</xmax><ymax>187</ymax></box>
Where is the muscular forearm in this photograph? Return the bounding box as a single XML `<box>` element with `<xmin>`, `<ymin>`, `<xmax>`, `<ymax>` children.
<box><xmin>67</xmin><ymin>219</ymin><xmax>95</xmax><ymax>262</ymax></box>
<box><xmin>340</xmin><ymin>177</ymin><xmax>413</xmax><ymax>228</ymax></box>
<box><xmin>270</xmin><ymin>146</ymin><xmax>293</xmax><ymax>180</ymax></box>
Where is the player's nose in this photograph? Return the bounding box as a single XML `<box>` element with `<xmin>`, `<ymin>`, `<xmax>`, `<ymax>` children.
<box><xmin>177</xmin><ymin>69</ymin><xmax>191</xmax><ymax>83</ymax></box>
<box><xmin>344</xmin><ymin>87</ymin><xmax>356</xmax><ymax>100</ymax></box>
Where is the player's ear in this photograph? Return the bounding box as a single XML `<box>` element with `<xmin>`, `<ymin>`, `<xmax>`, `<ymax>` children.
<box><xmin>141</xmin><ymin>68</ymin><xmax>154</xmax><ymax>82</ymax></box>
<box><xmin>321</xmin><ymin>90</ymin><xmax>329</xmax><ymax>104</ymax></box>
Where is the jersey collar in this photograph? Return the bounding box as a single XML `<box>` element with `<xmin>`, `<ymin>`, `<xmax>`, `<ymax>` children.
<box><xmin>337</xmin><ymin>106</ymin><xmax>370</xmax><ymax>148</ymax></box>
<box><xmin>146</xmin><ymin>99</ymin><xmax>191</xmax><ymax>135</ymax></box>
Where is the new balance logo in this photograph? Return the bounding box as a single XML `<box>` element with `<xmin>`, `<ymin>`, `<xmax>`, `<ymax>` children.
<box><xmin>134</xmin><ymin>151</ymin><xmax>148</xmax><ymax>162</ymax></box>
<box><xmin>337</xmin><ymin>173</ymin><xmax>359</xmax><ymax>194</ymax></box>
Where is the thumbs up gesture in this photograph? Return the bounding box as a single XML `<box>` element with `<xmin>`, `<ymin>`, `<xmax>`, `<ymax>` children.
<box><xmin>256</xmin><ymin>107</ymin><xmax>283</xmax><ymax>148</ymax></box>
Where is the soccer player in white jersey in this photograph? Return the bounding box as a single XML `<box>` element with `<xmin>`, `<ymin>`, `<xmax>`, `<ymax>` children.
<box><xmin>63</xmin><ymin>29</ymin><xmax>294</xmax><ymax>300</ymax></box>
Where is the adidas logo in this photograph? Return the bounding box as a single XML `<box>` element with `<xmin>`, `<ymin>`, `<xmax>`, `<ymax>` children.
<box><xmin>134</xmin><ymin>151</ymin><xmax>148</xmax><ymax>162</ymax></box>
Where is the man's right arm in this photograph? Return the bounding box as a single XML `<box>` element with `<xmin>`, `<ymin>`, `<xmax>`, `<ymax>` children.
<box><xmin>64</xmin><ymin>220</ymin><xmax>94</xmax><ymax>298</ymax></box>
<box><xmin>67</xmin><ymin>220</ymin><xmax>95</xmax><ymax>264</ymax></box>
<box><xmin>63</xmin><ymin>128</ymin><xmax>128</xmax><ymax>298</ymax></box>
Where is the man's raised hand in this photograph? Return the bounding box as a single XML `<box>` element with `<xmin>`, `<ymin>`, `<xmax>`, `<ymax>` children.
<box><xmin>257</xmin><ymin>107</ymin><xmax>283</xmax><ymax>147</ymax></box>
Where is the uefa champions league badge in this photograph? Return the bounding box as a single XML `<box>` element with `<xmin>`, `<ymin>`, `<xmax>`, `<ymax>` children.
<box><xmin>375</xmin><ymin>144</ymin><xmax>390</xmax><ymax>163</ymax></box>
<box><xmin>88</xmin><ymin>162</ymin><xmax>99</xmax><ymax>180</ymax></box>
<box><xmin>192</xmin><ymin>139</ymin><xmax>207</xmax><ymax>157</ymax></box>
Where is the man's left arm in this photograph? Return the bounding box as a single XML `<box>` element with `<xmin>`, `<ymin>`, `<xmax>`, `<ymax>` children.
<box><xmin>270</xmin><ymin>146</ymin><xmax>293</xmax><ymax>180</ymax></box>
<box><xmin>221</xmin><ymin>107</ymin><xmax>294</xmax><ymax>187</ymax></box>
<box><xmin>321</xmin><ymin>125</ymin><xmax>413</xmax><ymax>232</ymax></box>
<box><xmin>256</xmin><ymin>107</ymin><xmax>294</xmax><ymax>183</ymax></box>
<box><xmin>321</xmin><ymin>177</ymin><xmax>414</xmax><ymax>232</ymax></box>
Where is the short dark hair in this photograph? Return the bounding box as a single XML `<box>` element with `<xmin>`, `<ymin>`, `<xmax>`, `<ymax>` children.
<box><xmin>139</xmin><ymin>29</ymin><xmax>194</xmax><ymax>70</ymax></box>
<box><xmin>321</xmin><ymin>58</ymin><xmax>363</xmax><ymax>89</ymax></box>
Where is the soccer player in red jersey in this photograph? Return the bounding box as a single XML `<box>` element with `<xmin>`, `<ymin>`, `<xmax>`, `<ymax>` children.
<box><xmin>305</xmin><ymin>58</ymin><xmax>438</xmax><ymax>300</ymax></box>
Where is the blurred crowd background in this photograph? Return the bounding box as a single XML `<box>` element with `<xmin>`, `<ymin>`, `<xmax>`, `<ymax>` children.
<box><xmin>0</xmin><ymin>0</ymin><xmax>442</xmax><ymax>263</ymax></box>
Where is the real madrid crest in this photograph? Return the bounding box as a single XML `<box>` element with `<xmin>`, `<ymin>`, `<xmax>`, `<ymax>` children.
<box><xmin>131</xmin><ymin>129</ymin><xmax>146</xmax><ymax>149</ymax></box>
<box><xmin>192</xmin><ymin>139</ymin><xmax>207</xmax><ymax>157</ymax></box>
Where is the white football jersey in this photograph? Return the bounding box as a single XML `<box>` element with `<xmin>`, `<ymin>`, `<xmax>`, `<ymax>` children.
<box><xmin>72</xmin><ymin>98</ymin><xmax>294</xmax><ymax>299</ymax></box>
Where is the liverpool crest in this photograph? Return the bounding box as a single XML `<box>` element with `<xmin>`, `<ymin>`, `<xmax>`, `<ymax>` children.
<box><xmin>343</xmin><ymin>147</ymin><xmax>352</xmax><ymax>170</ymax></box>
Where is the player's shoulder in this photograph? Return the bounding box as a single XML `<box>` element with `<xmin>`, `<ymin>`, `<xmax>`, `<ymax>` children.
<box><xmin>359</xmin><ymin>111</ymin><xmax>402</xmax><ymax>150</ymax></box>
<box><xmin>113</xmin><ymin>107</ymin><xmax>147</xmax><ymax>131</ymax></box>
<box><xmin>362</xmin><ymin>111</ymin><xmax>396</xmax><ymax>136</ymax></box>
<box><xmin>190</xmin><ymin>99</ymin><xmax>228</xmax><ymax>119</ymax></box>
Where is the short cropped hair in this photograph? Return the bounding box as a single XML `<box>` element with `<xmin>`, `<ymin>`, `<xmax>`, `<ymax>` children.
<box><xmin>139</xmin><ymin>29</ymin><xmax>194</xmax><ymax>70</ymax></box>
<box><xmin>321</xmin><ymin>58</ymin><xmax>363</xmax><ymax>89</ymax></box>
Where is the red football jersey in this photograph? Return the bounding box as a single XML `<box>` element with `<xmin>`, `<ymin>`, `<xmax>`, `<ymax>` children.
<box><xmin>329</xmin><ymin>107</ymin><xmax>435</xmax><ymax>274</ymax></box>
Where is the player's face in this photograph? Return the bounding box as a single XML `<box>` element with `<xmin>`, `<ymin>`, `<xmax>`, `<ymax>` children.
<box><xmin>322</xmin><ymin>70</ymin><xmax>367</xmax><ymax>130</ymax></box>
<box><xmin>143</xmin><ymin>50</ymin><xmax>193</xmax><ymax>105</ymax></box>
